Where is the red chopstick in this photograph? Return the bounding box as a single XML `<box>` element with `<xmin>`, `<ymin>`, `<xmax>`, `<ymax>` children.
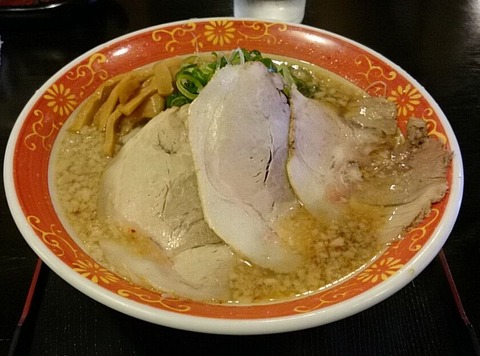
<box><xmin>8</xmin><ymin>258</ymin><xmax>43</xmax><ymax>356</ymax></box>
<box><xmin>438</xmin><ymin>249</ymin><xmax>480</xmax><ymax>355</ymax></box>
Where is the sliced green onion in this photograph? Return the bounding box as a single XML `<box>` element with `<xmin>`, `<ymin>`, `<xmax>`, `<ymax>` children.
<box><xmin>165</xmin><ymin>48</ymin><xmax>317</xmax><ymax>108</ymax></box>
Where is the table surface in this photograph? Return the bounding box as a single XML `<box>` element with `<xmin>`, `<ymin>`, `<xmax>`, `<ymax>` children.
<box><xmin>1</xmin><ymin>0</ymin><xmax>479</xmax><ymax>355</ymax></box>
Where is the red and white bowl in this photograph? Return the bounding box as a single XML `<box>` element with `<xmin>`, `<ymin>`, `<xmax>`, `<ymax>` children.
<box><xmin>4</xmin><ymin>18</ymin><xmax>463</xmax><ymax>335</ymax></box>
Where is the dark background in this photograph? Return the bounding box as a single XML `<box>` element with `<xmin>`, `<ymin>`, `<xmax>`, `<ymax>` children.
<box><xmin>1</xmin><ymin>0</ymin><xmax>479</xmax><ymax>354</ymax></box>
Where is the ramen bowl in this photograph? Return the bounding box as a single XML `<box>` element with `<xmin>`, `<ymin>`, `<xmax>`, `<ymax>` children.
<box><xmin>4</xmin><ymin>18</ymin><xmax>463</xmax><ymax>335</ymax></box>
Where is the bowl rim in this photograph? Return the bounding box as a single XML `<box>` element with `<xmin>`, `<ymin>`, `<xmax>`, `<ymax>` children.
<box><xmin>3</xmin><ymin>17</ymin><xmax>464</xmax><ymax>335</ymax></box>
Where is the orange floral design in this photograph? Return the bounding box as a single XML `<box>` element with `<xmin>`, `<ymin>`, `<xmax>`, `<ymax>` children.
<box><xmin>43</xmin><ymin>83</ymin><xmax>77</xmax><ymax>116</ymax></box>
<box><xmin>357</xmin><ymin>257</ymin><xmax>403</xmax><ymax>283</ymax></box>
<box><xmin>66</xmin><ymin>53</ymin><xmax>109</xmax><ymax>98</ymax></box>
<box><xmin>204</xmin><ymin>20</ymin><xmax>236</xmax><ymax>46</ymax></box>
<box><xmin>72</xmin><ymin>260</ymin><xmax>119</xmax><ymax>284</ymax></box>
<box><xmin>151</xmin><ymin>22</ymin><xmax>199</xmax><ymax>52</ymax></box>
<box><xmin>354</xmin><ymin>55</ymin><xmax>397</xmax><ymax>97</ymax></box>
<box><xmin>117</xmin><ymin>289</ymin><xmax>192</xmax><ymax>312</ymax></box>
<box><xmin>236</xmin><ymin>21</ymin><xmax>287</xmax><ymax>45</ymax></box>
<box><xmin>27</xmin><ymin>215</ymin><xmax>78</xmax><ymax>257</ymax></box>
<box><xmin>294</xmin><ymin>283</ymin><xmax>366</xmax><ymax>313</ymax></box>
<box><xmin>388</xmin><ymin>83</ymin><xmax>422</xmax><ymax>117</ymax></box>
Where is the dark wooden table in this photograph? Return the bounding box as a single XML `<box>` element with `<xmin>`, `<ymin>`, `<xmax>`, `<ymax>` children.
<box><xmin>1</xmin><ymin>0</ymin><xmax>479</xmax><ymax>354</ymax></box>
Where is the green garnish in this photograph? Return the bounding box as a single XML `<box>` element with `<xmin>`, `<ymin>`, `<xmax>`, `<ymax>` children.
<box><xmin>166</xmin><ymin>48</ymin><xmax>314</xmax><ymax>107</ymax></box>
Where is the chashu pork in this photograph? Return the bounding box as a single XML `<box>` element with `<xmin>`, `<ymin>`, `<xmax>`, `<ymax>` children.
<box><xmin>287</xmin><ymin>88</ymin><xmax>395</xmax><ymax>218</ymax></box>
<box><xmin>99</xmin><ymin>238</ymin><xmax>233</xmax><ymax>301</ymax></box>
<box><xmin>188</xmin><ymin>62</ymin><xmax>303</xmax><ymax>273</ymax></box>
<box><xmin>352</xmin><ymin>118</ymin><xmax>452</xmax><ymax>242</ymax></box>
<box><xmin>98</xmin><ymin>105</ymin><xmax>234</xmax><ymax>301</ymax></box>
<box><xmin>288</xmin><ymin>88</ymin><xmax>451</xmax><ymax>243</ymax></box>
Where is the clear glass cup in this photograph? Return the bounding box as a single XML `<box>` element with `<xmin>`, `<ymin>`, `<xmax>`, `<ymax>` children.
<box><xmin>234</xmin><ymin>0</ymin><xmax>306</xmax><ymax>23</ymax></box>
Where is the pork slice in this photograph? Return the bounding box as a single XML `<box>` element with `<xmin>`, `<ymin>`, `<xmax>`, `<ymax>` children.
<box><xmin>188</xmin><ymin>62</ymin><xmax>303</xmax><ymax>273</ymax></box>
<box><xmin>100</xmin><ymin>239</ymin><xmax>233</xmax><ymax>302</ymax></box>
<box><xmin>98</xmin><ymin>105</ymin><xmax>234</xmax><ymax>300</ymax></box>
<box><xmin>287</xmin><ymin>88</ymin><xmax>386</xmax><ymax>218</ymax></box>
<box><xmin>353</xmin><ymin>118</ymin><xmax>451</xmax><ymax>242</ymax></box>
<box><xmin>343</xmin><ymin>96</ymin><xmax>398</xmax><ymax>135</ymax></box>
<box><xmin>288</xmin><ymin>89</ymin><xmax>450</xmax><ymax>244</ymax></box>
<box><xmin>99</xmin><ymin>105</ymin><xmax>221</xmax><ymax>255</ymax></box>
